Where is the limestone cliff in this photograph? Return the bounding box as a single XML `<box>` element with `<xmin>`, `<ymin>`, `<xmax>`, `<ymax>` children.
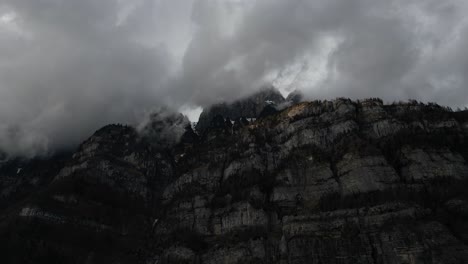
<box><xmin>1</xmin><ymin>97</ymin><xmax>468</xmax><ymax>264</ymax></box>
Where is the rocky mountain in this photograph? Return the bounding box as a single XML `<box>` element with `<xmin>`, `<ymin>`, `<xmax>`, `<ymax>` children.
<box><xmin>1</xmin><ymin>96</ymin><xmax>468</xmax><ymax>263</ymax></box>
<box><xmin>285</xmin><ymin>90</ymin><xmax>304</xmax><ymax>105</ymax></box>
<box><xmin>196</xmin><ymin>86</ymin><xmax>286</xmax><ymax>134</ymax></box>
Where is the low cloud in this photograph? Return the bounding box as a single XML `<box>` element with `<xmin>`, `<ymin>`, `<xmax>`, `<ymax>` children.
<box><xmin>137</xmin><ymin>108</ymin><xmax>189</xmax><ymax>149</ymax></box>
<box><xmin>0</xmin><ymin>0</ymin><xmax>467</xmax><ymax>157</ymax></box>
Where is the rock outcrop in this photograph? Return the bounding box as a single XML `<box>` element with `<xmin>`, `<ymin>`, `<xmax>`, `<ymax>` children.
<box><xmin>196</xmin><ymin>86</ymin><xmax>286</xmax><ymax>134</ymax></box>
<box><xmin>1</xmin><ymin>98</ymin><xmax>468</xmax><ymax>264</ymax></box>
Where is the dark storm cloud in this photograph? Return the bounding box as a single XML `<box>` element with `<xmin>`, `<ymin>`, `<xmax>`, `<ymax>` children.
<box><xmin>0</xmin><ymin>0</ymin><xmax>467</xmax><ymax>157</ymax></box>
<box><xmin>0</xmin><ymin>0</ymin><xmax>178</xmax><ymax>157</ymax></box>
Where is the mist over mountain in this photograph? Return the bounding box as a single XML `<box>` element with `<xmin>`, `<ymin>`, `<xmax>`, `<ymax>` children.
<box><xmin>1</xmin><ymin>0</ymin><xmax>468</xmax><ymax>157</ymax></box>
<box><xmin>1</xmin><ymin>2</ymin><xmax>468</xmax><ymax>262</ymax></box>
<box><xmin>1</xmin><ymin>93</ymin><xmax>468</xmax><ymax>263</ymax></box>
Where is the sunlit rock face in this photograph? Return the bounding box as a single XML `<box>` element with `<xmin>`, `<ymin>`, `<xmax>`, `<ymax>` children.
<box><xmin>1</xmin><ymin>97</ymin><xmax>468</xmax><ymax>263</ymax></box>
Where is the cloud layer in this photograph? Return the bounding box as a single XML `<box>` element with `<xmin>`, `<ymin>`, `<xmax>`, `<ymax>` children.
<box><xmin>1</xmin><ymin>0</ymin><xmax>468</xmax><ymax>157</ymax></box>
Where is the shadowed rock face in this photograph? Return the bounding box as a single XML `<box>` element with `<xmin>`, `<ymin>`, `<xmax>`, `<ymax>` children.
<box><xmin>196</xmin><ymin>87</ymin><xmax>286</xmax><ymax>134</ymax></box>
<box><xmin>1</xmin><ymin>99</ymin><xmax>468</xmax><ymax>264</ymax></box>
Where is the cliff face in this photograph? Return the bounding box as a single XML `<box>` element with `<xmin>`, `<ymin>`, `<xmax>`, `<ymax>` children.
<box><xmin>1</xmin><ymin>98</ymin><xmax>468</xmax><ymax>264</ymax></box>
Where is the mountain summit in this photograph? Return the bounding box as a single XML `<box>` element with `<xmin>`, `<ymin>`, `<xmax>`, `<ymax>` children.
<box><xmin>196</xmin><ymin>87</ymin><xmax>287</xmax><ymax>134</ymax></box>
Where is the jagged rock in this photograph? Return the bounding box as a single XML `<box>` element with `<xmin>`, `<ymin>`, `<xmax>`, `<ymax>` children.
<box><xmin>138</xmin><ymin>110</ymin><xmax>190</xmax><ymax>149</ymax></box>
<box><xmin>400</xmin><ymin>146</ymin><xmax>468</xmax><ymax>183</ymax></box>
<box><xmin>271</xmin><ymin>157</ymin><xmax>337</xmax><ymax>210</ymax></box>
<box><xmin>336</xmin><ymin>152</ymin><xmax>400</xmax><ymax>195</ymax></box>
<box><xmin>196</xmin><ymin>87</ymin><xmax>285</xmax><ymax>134</ymax></box>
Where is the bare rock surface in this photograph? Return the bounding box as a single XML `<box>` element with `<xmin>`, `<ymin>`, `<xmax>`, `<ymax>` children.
<box><xmin>1</xmin><ymin>96</ymin><xmax>468</xmax><ymax>263</ymax></box>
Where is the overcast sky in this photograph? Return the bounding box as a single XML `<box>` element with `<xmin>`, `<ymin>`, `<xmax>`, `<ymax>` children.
<box><xmin>1</xmin><ymin>0</ymin><xmax>468</xmax><ymax>157</ymax></box>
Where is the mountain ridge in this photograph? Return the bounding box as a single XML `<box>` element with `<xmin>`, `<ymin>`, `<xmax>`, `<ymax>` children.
<box><xmin>1</xmin><ymin>96</ymin><xmax>468</xmax><ymax>263</ymax></box>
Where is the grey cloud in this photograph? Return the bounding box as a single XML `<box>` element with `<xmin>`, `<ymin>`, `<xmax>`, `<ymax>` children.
<box><xmin>0</xmin><ymin>0</ymin><xmax>175</xmax><ymax>157</ymax></box>
<box><xmin>137</xmin><ymin>108</ymin><xmax>190</xmax><ymax>149</ymax></box>
<box><xmin>0</xmin><ymin>0</ymin><xmax>467</xmax><ymax>157</ymax></box>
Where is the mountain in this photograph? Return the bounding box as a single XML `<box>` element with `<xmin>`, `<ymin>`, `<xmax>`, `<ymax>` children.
<box><xmin>196</xmin><ymin>86</ymin><xmax>286</xmax><ymax>134</ymax></box>
<box><xmin>285</xmin><ymin>90</ymin><xmax>304</xmax><ymax>104</ymax></box>
<box><xmin>1</xmin><ymin>97</ymin><xmax>468</xmax><ymax>263</ymax></box>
